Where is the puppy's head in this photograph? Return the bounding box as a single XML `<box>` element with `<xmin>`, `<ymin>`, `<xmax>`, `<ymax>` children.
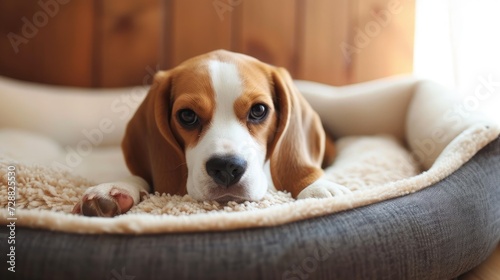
<box><xmin>123</xmin><ymin>50</ymin><xmax>319</xmax><ymax>201</ymax></box>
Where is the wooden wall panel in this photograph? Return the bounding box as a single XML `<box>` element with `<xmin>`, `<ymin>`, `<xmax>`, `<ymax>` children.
<box><xmin>0</xmin><ymin>0</ymin><xmax>94</xmax><ymax>87</ymax></box>
<box><xmin>98</xmin><ymin>0</ymin><xmax>161</xmax><ymax>87</ymax></box>
<box><xmin>351</xmin><ymin>0</ymin><xmax>415</xmax><ymax>83</ymax></box>
<box><xmin>0</xmin><ymin>0</ymin><xmax>162</xmax><ymax>88</ymax></box>
<box><xmin>166</xmin><ymin>0</ymin><xmax>232</xmax><ymax>68</ymax></box>
<box><xmin>162</xmin><ymin>0</ymin><xmax>414</xmax><ymax>85</ymax></box>
<box><xmin>0</xmin><ymin>2</ymin><xmax>39</xmax><ymax>84</ymax></box>
<box><xmin>0</xmin><ymin>0</ymin><xmax>415</xmax><ymax>88</ymax></box>
<box><xmin>235</xmin><ymin>0</ymin><xmax>298</xmax><ymax>73</ymax></box>
<box><xmin>298</xmin><ymin>0</ymin><xmax>351</xmax><ymax>85</ymax></box>
<box><xmin>37</xmin><ymin>0</ymin><xmax>94</xmax><ymax>87</ymax></box>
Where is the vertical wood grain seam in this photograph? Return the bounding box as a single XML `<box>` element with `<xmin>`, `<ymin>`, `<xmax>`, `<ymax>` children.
<box><xmin>91</xmin><ymin>0</ymin><xmax>102</xmax><ymax>87</ymax></box>
<box><xmin>293</xmin><ymin>0</ymin><xmax>305</xmax><ymax>78</ymax></box>
<box><xmin>161</xmin><ymin>0</ymin><xmax>174</xmax><ymax>69</ymax></box>
<box><xmin>230</xmin><ymin>0</ymin><xmax>242</xmax><ymax>52</ymax></box>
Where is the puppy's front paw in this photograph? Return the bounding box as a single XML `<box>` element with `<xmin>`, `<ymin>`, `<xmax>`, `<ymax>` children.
<box><xmin>72</xmin><ymin>183</ymin><xmax>141</xmax><ymax>217</ymax></box>
<box><xmin>297</xmin><ymin>179</ymin><xmax>351</xmax><ymax>199</ymax></box>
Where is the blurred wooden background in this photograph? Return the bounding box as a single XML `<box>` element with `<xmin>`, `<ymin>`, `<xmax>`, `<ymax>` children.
<box><xmin>0</xmin><ymin>0</ymin><xmax>415</xmax><ymax>88</ymax></box>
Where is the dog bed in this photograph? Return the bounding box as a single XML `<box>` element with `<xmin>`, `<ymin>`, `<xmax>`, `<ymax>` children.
<box><xmin>0</xmin><ymin>75</ymin><xmax>499</xmax><ymax>279</ymax></box>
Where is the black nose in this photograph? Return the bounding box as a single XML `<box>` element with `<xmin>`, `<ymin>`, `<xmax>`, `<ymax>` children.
<box><xmin>205</xmin><ymin>156</ymin><xmax>247</xmax><ymax>187</ymax></box>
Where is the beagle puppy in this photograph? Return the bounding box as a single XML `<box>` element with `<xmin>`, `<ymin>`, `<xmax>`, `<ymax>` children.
<box><xmin>73</xmin><ymin>50</ymin><xmax>350</xmax><ymax>217</ymax></box>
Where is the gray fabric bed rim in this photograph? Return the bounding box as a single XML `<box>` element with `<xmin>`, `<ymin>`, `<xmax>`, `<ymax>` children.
<box><xmin>1</xmin><ymin>137</ymin><xmax>499</xmax><ymax>280</ymax></box>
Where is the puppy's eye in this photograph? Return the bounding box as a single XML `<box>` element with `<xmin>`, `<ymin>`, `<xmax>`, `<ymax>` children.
<box><xmin>248</xmin><ymin>104</ymin><xmax>268</xmax><ymax>123</ymax></box>
<box><xmin>177</xmin><ymin>109</ymin><xmax>199</xmax><ymax>128</ymax></box>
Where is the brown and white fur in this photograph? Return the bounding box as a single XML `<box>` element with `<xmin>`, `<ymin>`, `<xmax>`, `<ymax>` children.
<box><xmin>72</xmin><ymin>50</ymin><xmax>350</xmax><ymax>217</ymax></box>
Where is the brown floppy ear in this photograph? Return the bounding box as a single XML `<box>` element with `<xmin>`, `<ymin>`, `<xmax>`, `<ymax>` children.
<box><xmin>121</xmin><ymin>70</ymin><xmax>187</xmax><ymax>195</ymax></box>
<box><xmin>268</xmin><ymin>67</ymin><xmax>328</xmax><ymax>197</ymax></box>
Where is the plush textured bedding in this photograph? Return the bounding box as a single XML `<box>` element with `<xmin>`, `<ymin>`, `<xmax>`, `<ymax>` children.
<box><xmin>0</xmin><ymin>75</ymin><xmax>498</xmax><ymax>234</ymax></box>
<box><xmin>0</xmin><ymin>133</ymin><xmax>421</xmax><ymax>231</ymax></box>
<box><xmin>0</xmin><ymin>75</ymin><xmax>500</xmax><ymax>280</ymax></box>
<box><xmin>2</xmin><ymin>138</ymin><xmax>499</xmax><ymax>280</ymax></box>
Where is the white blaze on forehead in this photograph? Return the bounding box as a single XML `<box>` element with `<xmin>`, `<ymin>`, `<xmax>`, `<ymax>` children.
<box><xmin>207</xmin><ymin>59</ymin><xmax>249</xmax><ymax>153</ymax></box>
<box><xmin>184</xmin><ymin>59</ymin><xmax>269</xmax><ymax>201</ymax></box>
<box><xmin>208</xmin><ymin>60</ymin><xmax>243</xmax><ymax>120</ymax></box>
<box><xmin>204</xmin><ymin>59</ymin><xmax>262</xmax><ymax>163</ymax></box>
